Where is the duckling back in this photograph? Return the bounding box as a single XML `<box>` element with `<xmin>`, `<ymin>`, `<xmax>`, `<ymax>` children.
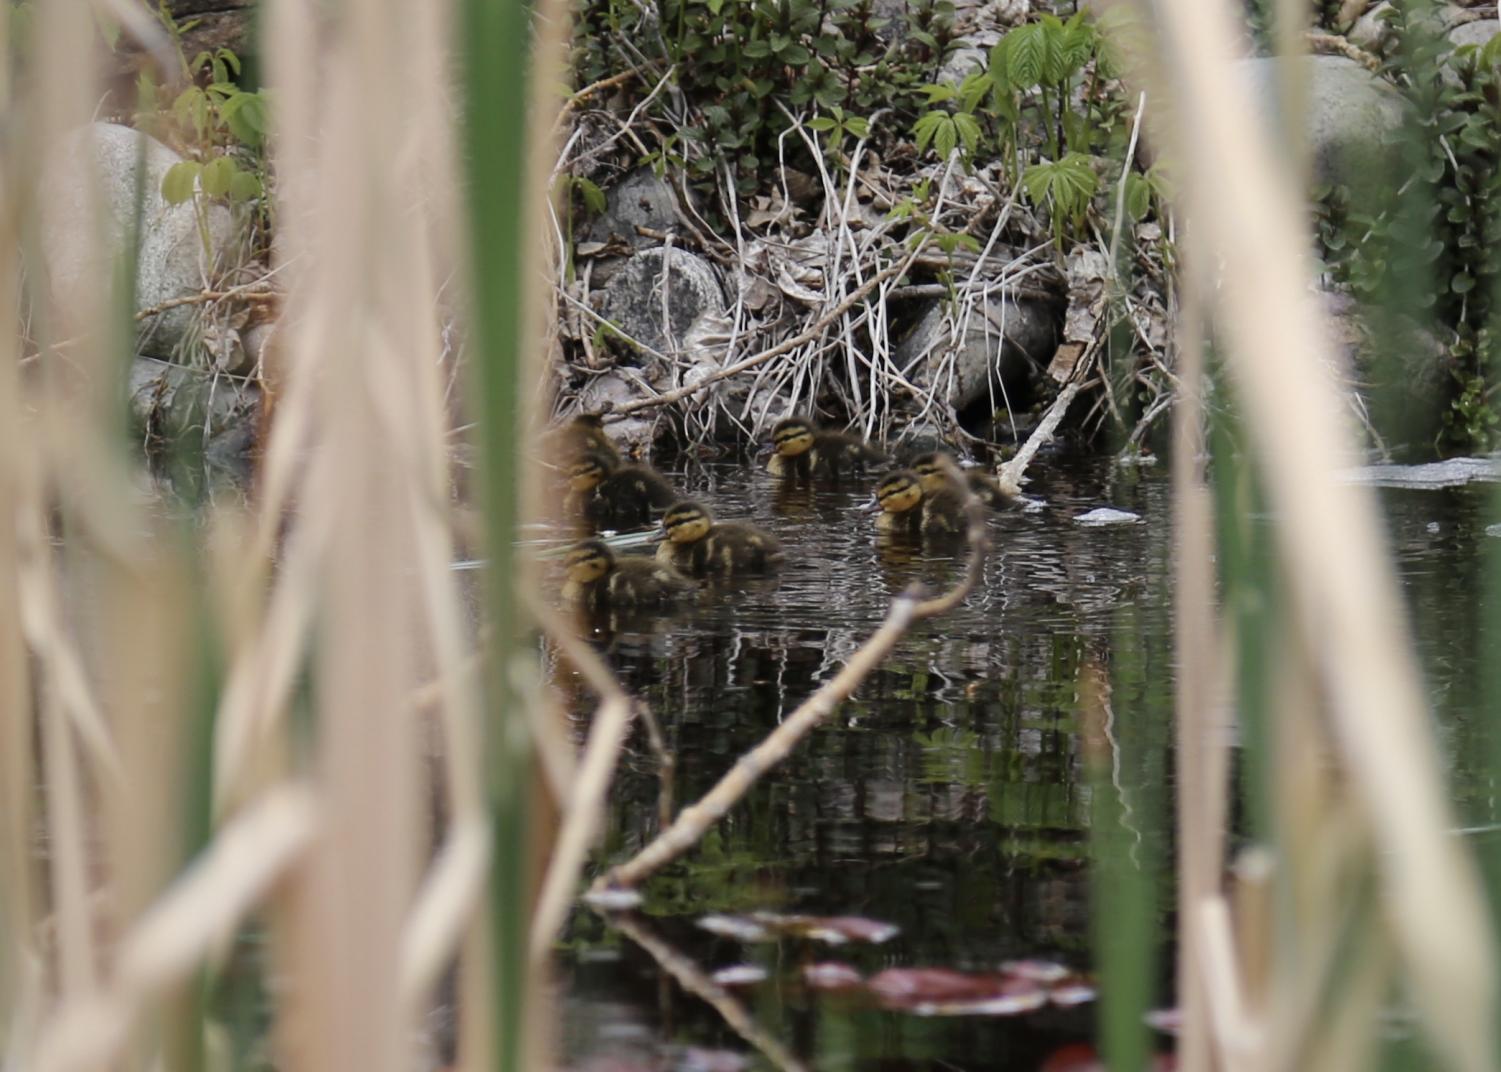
<box><xmin>603</xmin><ymin>556</ymin><xmax>695</xmax><ymax>608</ymax></box>
<box><xmin>694</xmin><ymin>521</ymin><xmax>784</xmax><ymax>577</ymax></box>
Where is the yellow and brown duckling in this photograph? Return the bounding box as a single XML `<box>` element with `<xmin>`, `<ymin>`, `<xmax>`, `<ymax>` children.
<box><xmin>911</xmin><ymin>451</ymin><xmax>1015</xmax><ymax>510</ymax></box>
<box><xmin>562</xmin><ymin>538</ymin><xmax>695</xmax><ymax>611</ymax></box>
<box><xmin>566</xmin><ymin>449</ymin><xmax>679</xmax><ymax>532</ymax></box>
<box><xmin>655</xmin><ymin>500</ymin><xmax>785</xmax><ymax>578</ymax></box>
<box><xmin>766</xmin><ymin>417</ymin><xmax>887</xmax><ymax>481</ymax></box>
<box><xmin>870</xmin><ymin>469</ymin><xmax>967</xmax><ymax>538</ymax></box>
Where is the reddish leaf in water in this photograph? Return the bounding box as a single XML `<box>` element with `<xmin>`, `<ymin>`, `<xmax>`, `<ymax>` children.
<box><xmin>1047</xmin><ymin>975</ymin><xmax>1098</xmax><ymax>1007</ymax></box>
<box><xmin>802</xmin><ymin>961</ymin><xmax>866</xmax><ymax>990</ymax></box>
<box><xmin>868</xmin><ymin>967</ymin><xmax>1049</xmax><ymax>1016</ymax></box>
<box><xmin>1038</xmin><ymin>1043</ymin><xmax>1105</xmax><ymax>1072</ymax></box>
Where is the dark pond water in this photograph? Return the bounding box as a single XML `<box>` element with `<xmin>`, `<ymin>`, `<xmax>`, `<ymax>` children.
<box><xmin>550</xmin><ymin>451</ymin><xmax>1501</xmax><ymax>1072</ymax></box>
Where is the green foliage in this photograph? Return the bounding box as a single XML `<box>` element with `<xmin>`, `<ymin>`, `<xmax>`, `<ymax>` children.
<box><xmin>1023</xmin><ymin>152</ymin><xmax>1099</xmax><ymax>246</ymax></box>
<box><xmin>1316</xmin><ymin>4</ymin><xmax>1501</xmax><ymax>453</ymax></box>
<box><xmin>806</xmin><ymin>103</ymin><xmax>870</xmax><ymax>156</ymax></box>
<box><xmin>575</xmin><ymin>0</ymin><xmax>961</xmax><ymax>198</ymax></box>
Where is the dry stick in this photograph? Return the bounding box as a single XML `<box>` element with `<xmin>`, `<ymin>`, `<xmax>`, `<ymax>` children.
<box><xmin>1172</xmin><ymin>275</ymin><xmax>1227</xmax><ymax>1072</ymax></box>
<box><xmin>605</xmin><ymin>912</ymin><xmax>809</xmax><ymax>1072</ymax></box>
<box><xmin>524</xmin><ymin>597</ymin><xmax>672</xmax><ymax>962</ymax></box>
<box><xmin>597</xmin><ymin>483</ymin><xmax>987</xmax><ymax>890</ymax></box>
<box><xmin>994</xmin><ymin>346</ymin><xmax>1094</xmax><ymax>497</ymax></box>
<box><xmin>1151</xmin><ymin>0</ymin><xmax>1497</xmax><ymax>1067</ymax></box>
<box><xmin>133</xmin><ymin>286</ymin><xmax>279</xmax><ymax>322</ymax></box>
<box><xmin>28</xmin><ymin>786</ymin><xmax>317</xmax><ymax>1072</ymax></box>
<box><xmin>606</xmin><ymin>247</ymin><xmax>923</xmax><ymax>417</ymax></box>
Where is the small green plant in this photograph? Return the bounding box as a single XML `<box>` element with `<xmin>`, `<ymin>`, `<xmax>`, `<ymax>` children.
<box><xmin>807</xmin><ymin>104</ymin><xmax>870</xmax><ymax>155</ymax></box>
<box><xmin>1023</xmin><ymin>152</ymin><xmax>1100</xmax><ymax>248</ymax></box>
<box><xmin>147</xmin><ymin>47</ymin><xmax>267</xmax><ymax>209</ymax></box>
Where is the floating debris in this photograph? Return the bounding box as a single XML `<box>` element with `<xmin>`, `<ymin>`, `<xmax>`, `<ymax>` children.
<box><xmin>1074</xmin><ymin>507</ymin><xmax>1142</xmax><ymax>527</ymax></box>
<box><xmin>868</xmin><ymin>967</ymin><xmax>1050</xmax><ymax>1016</ymax></box>
<box><xmin>1342</xmin><ymin>456</ymin><xmax>1501</xmax><ymax>489</ymax></box>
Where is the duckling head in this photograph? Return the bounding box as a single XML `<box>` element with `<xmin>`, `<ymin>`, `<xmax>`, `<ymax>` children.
<box><xmin>563</xmin><ymin>539</ymin><xmax>614</xmax><ymax>584</ymax></box>
<box><xmin>910</xmin><ymin>451</ymin><xmax>956</xmax><ymax>494</ymax></box>
<box><xmin>873</xmin><ymin>470</ymin><xmax>924</xmax><ymax>516</ymax></box>
<box><xmin>567</xmin><ymin>449</ymin><xmax>617</xmax><ymax>492</ymax></box>
<box><xmin>661</xmin><ymin>500</ymin><xmax>714</xmax><ymax>544</ymax></box>
<box><xmin>770</xmin><ymin>417</ymin><xmax>816</xmax><ymax>458</ymax></box>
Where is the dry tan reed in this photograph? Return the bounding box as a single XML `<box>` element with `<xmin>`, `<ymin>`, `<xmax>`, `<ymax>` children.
<box><xmin>1130</xmin><ymin>0</ymin><xmax>1499</xmax><ymax>1067</ymax></box>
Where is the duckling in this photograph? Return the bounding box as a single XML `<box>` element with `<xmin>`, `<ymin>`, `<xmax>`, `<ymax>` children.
<box><xmin>561</xmin><ymin>538</ymin><xmax>695</xmax><ymax>611</ymax></box>
<box><xmin>870</xmin><ymin>469</ymin><xmax>967</xmax><ymax>538</ymax></box>
<box><xmin>566</xmin><ymin>449</ymin><xmax>679</xmax><ymax>531</ymax></box>
<box><xmin>911</xmin><ymin>451</ymin><xmax>1015</xmax><ymax>510</ymax></box>
<box><xmin>655</xmin><ymin>500</ymin><xmax>784</xmax><ymax>578</ymax></box>
<box><xmin>550</xmin><ymin>413</ymin><xmax>620</xmax><ymax>461</ymax></box>
<box><xmin>766</xmin><ymin>417</ymin><xmax>887</xmax><ymax>481</ymax></box>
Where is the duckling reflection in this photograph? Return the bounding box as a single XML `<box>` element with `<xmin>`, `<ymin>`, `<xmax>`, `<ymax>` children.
<box><xmin>655</xmin><ymin>500</ymin><xmax>784</xmax><ymax>578</ymax></box>
<box><xmin>766</xmin><ymin>417</ymin><xmax>886</xmax><ymax>483</ymax></box>
<box><xmin>911</xmin><ymin>451</ymin><xmax>1015</xmax><ymax>510</ymax></box>
<box><xmin>565</xmin><ymin>450</ymin><xmax>679</xmax><ymax>532</ymax></box>
<box><xmin>561</xmin><ymin>538</ymin><xmax>695</xmax><ymax>612</ymax></box>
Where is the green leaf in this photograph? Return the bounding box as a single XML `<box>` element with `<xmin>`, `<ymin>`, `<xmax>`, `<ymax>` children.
<box><xmin>934</xmin><ymin>115</ymin><xmax>957</xmax><ymax>158</ymax></box>
<box><xmin>575</xmin><ymin>176</ymin><xmax>606</xmax><ymax>215</ymax></box>
<box><xmin>744</xmin><ymin>38</ymin><xmax>771</xmax><ymax>58</ymax></box>
<box><xmin>781</xmin><ymin>43</ymin><xmax>811</xmax><ymax>64</ymax></box>
<box><xmin>1125</xmin><ymin>171</ymin><xmax>1150</xmax><ymax>220</ymax></box>
<box><xmin>1005</xmin><ymin>22</ymin><xmax>1047</xmax><ymax>89</ymax></box>
<box><xmin>228</xmin><ymin>169</ymin><xmax>262</xmax><ymax>203</ymax></box>
<box><xmin>808</xmin><ymin>116</ymin><xmax>837</xmax><ymax>131</ymax></box>
<box><xmin>161</xmin><ymin>160</ymin><xmax>201</xmax><ymax>205</ymax></box>
<box><xmin>845</xmin><ymin>115</ymin><xmax>870</xmax><ymax>138</ymax></box>
<box><xmin>913</xmin><ymin>110</ymin><xmax>946</xmax><ymax>153</ymax></box>
<box><xmin>952</xmin><ymin>110</ymin><xmax>980</xmax><ymax>154</ymax></box>
<box><xmin>200</xmin><ymin>154</ymin><xmax>234</xmax><ymax>197</ymax></box>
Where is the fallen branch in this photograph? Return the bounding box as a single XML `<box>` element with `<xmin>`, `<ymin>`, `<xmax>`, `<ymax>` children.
<box><xmin>995</xmin><ymin>345</ymin><xmax>1094</xmax><ymax>496</ymax></box>
<box><xmin>594</xmin><ymin>471</ymin><xmax>987</xmax><ymax>889</ymax></box>
<box><xmin>134</xmin><ymin>285</ymin><xmax>280</xmax><ymax>322</ymax></box>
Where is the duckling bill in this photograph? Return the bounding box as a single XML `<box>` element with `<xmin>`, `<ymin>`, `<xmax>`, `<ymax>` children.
<box><xmin>566</xmin><ymin>449</ymin><xmax>679</xmax><ymax>532</ymax></box>
<box><xmin>871</xmin><ymin>469</ymin><xmax>966</xmax><ymax>538</ymax></box>
<box><xmin>562</xmin><ymin>539</ymin><xmax>694</xmax><ymax>611</ymax></box>
<box><xmin>766</xmin><ymin>417</ymin><xmax>886</xmax><ymax>482</ymax></box>
<box><xmin>656</xmin><ymin>500</ymin><xmax>784</xmax><ymax>578</ymax></box>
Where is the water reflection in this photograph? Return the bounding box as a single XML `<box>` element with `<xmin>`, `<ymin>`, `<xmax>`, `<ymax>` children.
<box><xmin>558</xmin><ymin>452</ymin><xmax>1176</xmax><ymax>1070</ymax></box>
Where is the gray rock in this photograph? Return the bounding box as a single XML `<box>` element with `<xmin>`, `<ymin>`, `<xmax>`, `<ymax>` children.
<box><xmin>572</xmin><ymin>372</ymin><xmax>659</xmax><ymax>453</ymax></box>
<box><xmin>1449</xmin><ymin>17</ymin><xmax>1501</xmax><ymax>53</ymax></box>
<box><xmin>896</xmin><ymin>295</ymin><xmax>1058</xmax><ymax>413</ymax></box>
<box><xmin>583</xmin><ymin>169</ymin><xmax>681</xmax><ymax>255</ymax></box>
<box><xmin>598</xmin><ymin>246</ymin><xmax>727</xmax><ymax>358</ymax></box>
<box><xmin>41</xmin><ymin>123</ymin><xmax>237</xmax><ymax>358</ymax></box>
<box><xmin>128</xmin><ymin>355</ymin><xmax>259</xmax><ymax>456</ymax></box>
<box><xmin>1236</xmin><ymin>55</ymin><xmax>1406</xmax><ymax>187</ymax></box>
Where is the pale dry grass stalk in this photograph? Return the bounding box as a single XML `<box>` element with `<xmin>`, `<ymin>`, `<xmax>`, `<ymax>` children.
<box><xmin>1170</xmin><ymin>268</ymin><xmax>1223</xmax><ymax>1072</ymax></box>
<box><xmin>1139</xmin><ymin>0</ymin><xmax>1498</xmax><ymax>1066</ymax></box>
<box><xmin>29</xmin><ymin>786</ymin><xmax>317</xmax><ymax>1072</ymax></box>
<box><xmin>599</xmin><ymin>480</ymin><xmax>987</xmax><ymax>890</ymax></box>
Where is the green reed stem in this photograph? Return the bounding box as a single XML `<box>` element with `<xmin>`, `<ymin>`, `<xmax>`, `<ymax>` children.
<box><xmin>462</xmin><ymin>1</ymin><xmax>535</xmax><ymax>1069</ymax></box>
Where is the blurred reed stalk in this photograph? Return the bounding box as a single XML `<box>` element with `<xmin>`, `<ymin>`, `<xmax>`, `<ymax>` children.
<box><xmin>4</xmin><ymin>0</ymin><xmax>563</xmax><ymax>1070</ymax></box>
<box><xmin>1110</xmin><ymin>0</ymin><xmax>1500</xmax><ymax>1067</ymax></box>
